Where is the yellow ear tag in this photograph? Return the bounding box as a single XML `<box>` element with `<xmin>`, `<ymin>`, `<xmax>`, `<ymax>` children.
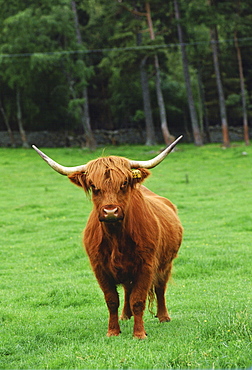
<box><xmin>131</xmin><ymin>169</ymin><xmax>142</xmax><ymax>179</ymax></box>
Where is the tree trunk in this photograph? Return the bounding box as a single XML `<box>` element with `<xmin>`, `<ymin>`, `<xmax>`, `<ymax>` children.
<box><xmin>71</xmin><ymin>0</ymin><xmax>96</xmax><ymax>150</ymax></box>
<box><xmin>0</xmin><ymin>99</ymin><xmax>16</xmax><ymax>147</ymax></box>
<box><xmin>71</xmin><ymin>0</ymin><xmax>82</xmax><ymax>44</ymax></box>
<box><xmin>207</xmin><ymin>0</ymin><xmax>230</xmax><ymax>147</ymax></box>
<box><xmin>16</xmin><ymin>89</ymin><xmax>29</xmax><ymax>148</ymax></box>
<box><xmin>146</xmin><ymin>2</ymin><xmax>173</xmax><ymax>145</ymax></box>
<box><xmin>140</xmin><ymin>56</ymin><xmax>156</xmax><ymax>146</ymax></box>
<box><xmin>82</xmin><ymin>87</ymin><xmax>96</xmax><ymax>150</ymax></box>
<box><xmin>154</xmin><ymin>55</ymin><xmax>174</xmax><ymax>145</ymax></box>
<box><xmin>174</xmin><ymin>0</ymin><xmax>203</xmax><ymax>146</ymax></box>
<box><xmin>234</xmin><ymin>31</ymin><xmax>249</xmax><ymax>145</ymax></box>
<box><xmin>210</xmin><ymin>27</ymin><xmax>230</xmax><ymax>147</ymax></box>
<box><xmin>197</xmin><ymin>66</ymin><xmax>211</xmax><ymax>143</ymax></box>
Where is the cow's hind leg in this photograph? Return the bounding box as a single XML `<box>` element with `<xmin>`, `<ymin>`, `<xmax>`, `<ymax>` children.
<box><xmin>155</xmin><ymin>285</ymin><xmax>171</xmax><ymax>322</ymax></box>
<box><xmin>120</xmin><ymin>283</ymin><xmax>132</xmax><ymax>320</ymax></box>
<box><xmin>155</xmin><ymin>263</ymin><xmax>172</xmax><ymax>323</ymax></box>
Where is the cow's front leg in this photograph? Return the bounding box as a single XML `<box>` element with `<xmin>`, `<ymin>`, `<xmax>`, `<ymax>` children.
<box><xmin>130</xmin><ymin>269</ymin><xmax>153</xmax><ymax>339</ymax></box>
<box><xmin>94</xmin><ymin>268</ymin><xmax>121</xmax><ymax>336</ymax></box>
<box><xmin>105</xmin><ymin>287</ymin><xmax>121</xmax><ymax>337</ymax></box>
<box><xmin>131</xmin><ymin>299</ymin><xmax>147</xmax><ymax>339</ymax></box>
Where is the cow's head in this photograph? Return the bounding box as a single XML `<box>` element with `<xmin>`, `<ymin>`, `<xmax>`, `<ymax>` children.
<box><xmin>32</xmin><ymin>136</ymin><xmax>182</xmax><ymax>223</ymax></box>
<box><xmin>67</xmin><ymin>157</ymin><xmax>151</xmax><ymax>223</ymax></box>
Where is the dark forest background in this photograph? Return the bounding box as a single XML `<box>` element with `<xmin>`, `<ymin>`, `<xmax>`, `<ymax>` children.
<box><xmin>1</xmin><ymin>0</ymin><xmax>252</xmax><ymax>148</ymax></box>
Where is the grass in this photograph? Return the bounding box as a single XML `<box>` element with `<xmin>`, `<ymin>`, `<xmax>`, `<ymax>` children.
<box><xmin>0</xmin><ymin>142</ymin><xmax>252</xmax><ymax>369</ymax></box>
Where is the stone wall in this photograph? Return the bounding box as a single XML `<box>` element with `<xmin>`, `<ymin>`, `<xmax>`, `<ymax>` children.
<box><xmin>0</xmin><ymin>126</ymin><xmax>250</xmax><ymax>148</ymax></box>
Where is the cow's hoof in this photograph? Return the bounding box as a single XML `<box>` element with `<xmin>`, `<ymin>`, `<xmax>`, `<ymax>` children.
<box><xmin>119</xmin><ymin>313</ymin><xmax>131</xmax><ymax>320</ymax></box>
<box><xmin>133</xmin><ymin>331</ymin><xmax>147</xmax><ymax>339</ymax></box>
<box><xmin>106</xmin><ymin>329</ymin><xmax>121</xmax><ymax>337</ymax></box>
<box><xmin>158</xmin><ymin>316</ymin><xmax>171</xmax><ymax>323</ymax></box>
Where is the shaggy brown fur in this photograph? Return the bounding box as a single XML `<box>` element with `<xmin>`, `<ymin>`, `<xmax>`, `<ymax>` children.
<box><xmin>68</xmin><ymin>155</ymin><xmax>183</xmax><ymax>339</ymax></box>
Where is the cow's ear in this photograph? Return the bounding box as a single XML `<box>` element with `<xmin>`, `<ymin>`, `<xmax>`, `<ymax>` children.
<box><xmin>132</xmin><ymin>168</ymin><xmax>151</xmax><ymax>184</ymax></box>
<box><xmin>68</xmin><ymin>172</ymin><xmax>89</xmax><ymax>191</ymax></box>
<box><xmin>139</xmin><ymin>168</ymin><xmax>151</xmax><ymax>181</ymax></box>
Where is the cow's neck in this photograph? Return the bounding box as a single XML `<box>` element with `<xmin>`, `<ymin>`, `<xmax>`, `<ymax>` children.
<box><xmin>100</xmin><ymin>221</ymin><xmax>137</xmax><ymax>282</ymax></box>
<box><xmin>102</xmin><ymin>220</ymin><xmax>132</xmax><ymax>254</ymax></box>
<box><xmin>102</xmin><ymin>220</ymin><xmax>123</xmax><ymax>236</ymax></box>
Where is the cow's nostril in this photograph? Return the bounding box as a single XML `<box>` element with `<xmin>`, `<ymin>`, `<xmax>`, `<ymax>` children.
<box><xmin>103</xmin><ymin>208</ymin><xmax>118</xmax><ymax>220</ymax></box>
<box><xmin>104</xmin><ymin>207</ymin><xmax>118</xmax><ymax>216</ymax></box>
<box><xmin>100</xmin><ymin>206</ymin><xmax>123</xmax><ymax>222</ymax></box>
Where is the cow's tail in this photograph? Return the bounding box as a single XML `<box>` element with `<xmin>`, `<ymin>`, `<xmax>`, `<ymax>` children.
<box><xmin>148</xmin><ymin>285</ymin><xmax>156</xmax><ymax>315</ymax></box>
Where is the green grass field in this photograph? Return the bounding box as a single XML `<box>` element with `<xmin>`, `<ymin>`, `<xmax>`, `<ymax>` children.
<box><xmin>0</xmin><ymin>142</ymin><xmax>251</xmax><ymax>369</ymax></box>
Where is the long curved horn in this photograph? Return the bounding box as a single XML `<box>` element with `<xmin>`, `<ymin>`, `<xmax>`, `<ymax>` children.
<box><xmin>129</xmin><ymin>135</ymin><xmax>183</xmax><ymax>169</ymax></box>
<box><xmin>32</xmin><ymin>145</ymin><xmax>87</xmax><ymax>175</ymax></box>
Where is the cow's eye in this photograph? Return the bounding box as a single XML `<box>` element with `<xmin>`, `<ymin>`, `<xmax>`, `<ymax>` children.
<box><xmin>120</xmin><ymin>181</ymin><xmax>128</xmax><ymax>190</ymax></box>
<box><xmin>90</xmin><ymin>183</ymin><xmax>100</xmax><ymax>194</ymax></box>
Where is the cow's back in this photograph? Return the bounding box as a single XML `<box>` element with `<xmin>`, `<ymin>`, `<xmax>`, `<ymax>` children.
<box><xmin>140</xmin><ymin>185</ymin><xmax>183</xmax><ymax>260</ymax></box>
<box><xmin>140</xmin><ymin>185</ymin><xmax>178</xmax><ymax>212</ymax></box>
